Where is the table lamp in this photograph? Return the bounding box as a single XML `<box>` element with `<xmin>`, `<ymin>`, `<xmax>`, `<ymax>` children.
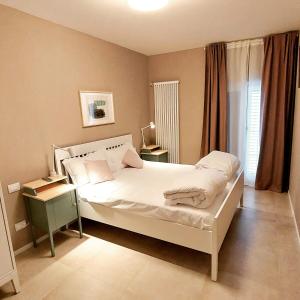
<box><xmin>141</xmin><ymin>122</ymin><xmax>155</xmax><ymax>148</ymax></box>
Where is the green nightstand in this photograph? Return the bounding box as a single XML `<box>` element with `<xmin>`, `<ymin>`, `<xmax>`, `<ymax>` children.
<box><xmin>141</xmin><ymin>149</ymin><xmax>168</xmax><ymax>163</ymax></box>
<box><xmin>23</xmin><ymin>176</ymin><xmax>83</xmax><ymax>257</ymax></box>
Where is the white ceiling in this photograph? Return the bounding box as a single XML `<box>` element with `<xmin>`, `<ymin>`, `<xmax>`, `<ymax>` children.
<box><xmin>1</xmin><ymin>0</ymin><xmax>300</xmax><ymax>55</ymax></box>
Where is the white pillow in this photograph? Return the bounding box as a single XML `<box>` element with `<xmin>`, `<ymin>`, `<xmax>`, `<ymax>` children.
<box><xmin>62</xmin><ymin>157</ymin><xmax>89</xmax><ymax>186</ymax></box>
<box><xmin>84</xmin><ymin>160</ymin><xmax>114</xmax><ymax>184</ymax></box>
<box><xmin>122</xmin><ymin>148</ymin><xmax>143</xmax><ymax>169</ymax></box>
<box><xmin>86</xmin><ymin>148</ymin><xmax>106</xmax><ymax>161</ymax></box>
<box><xmin>104</xmin><ymin>143</ymin><xmax>135</xmax><ymax>172</ymax></box>
<box><xmin>195</xmin><ymin>151</ymin><xmax>240</xmax><ymax>180</ymax></box>
<box><xmin>62</xmin><ymin>149</ymin><xmax>107</xmax><ymax>186</ymax></box>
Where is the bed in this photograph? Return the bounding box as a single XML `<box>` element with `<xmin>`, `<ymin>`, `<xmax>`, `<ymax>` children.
<box><xmin>55</xmin><ymin>134</ymin><xmax>244</xmax><ymax>281</ymax></box>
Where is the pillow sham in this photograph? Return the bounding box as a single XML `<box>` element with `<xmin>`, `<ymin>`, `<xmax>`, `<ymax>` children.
<box><xmin>122</xmin><ymin>149</ymin><xmax>143</xmax><ymax>169</ymax></box>
<box><xmin>84</xmin><ymin>160</ymin><xmax>114</xmax><ymax>184</ymax></box>
<box><xmin>62</xmin><ymin>157</ymin><xmax>89</xmax><ymax>186</ymax></box>
<box><xmin>104</xmin><ymin>143</ymin><xmax>135</xmax><ymax>172</ymax></box>
<box><xmin>62</xmin><ymin>149</ymin><xmax>107</xmax><ymax>186</ymax></box>
<box><xmin>195</xmin><ymin>150</ymin><xmax>240</xmax><ymax>180</ymax></box>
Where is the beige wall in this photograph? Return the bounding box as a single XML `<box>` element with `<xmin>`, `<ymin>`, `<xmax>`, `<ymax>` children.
<box><xmin>289</xmin><ymin>45</ymin><xmax>300</xmax><ymax>234</ymax></box>
<box><xmin>0</xmin><ymin>5</ymin><xmax>149</xmax><ymax>250</ymax></box>
<box><xmin>148</xmin><ymin>48</ymin><xmax>205</xmax><ymax>164</ymax></box>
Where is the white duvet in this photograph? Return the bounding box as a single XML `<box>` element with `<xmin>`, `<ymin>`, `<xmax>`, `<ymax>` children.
<box><xmin>195</xmin><ymin>150</ymin><xmax>240</xmax><ymax>180</ymax></box>
<box><xmin>77</xmin><ymin>161</ymin><xmax>235</xmax><ymax>229</ymax></box>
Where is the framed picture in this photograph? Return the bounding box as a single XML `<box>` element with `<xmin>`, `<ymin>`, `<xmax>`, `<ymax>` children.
<box><xmin>79</xmin><ymin>91</ymin><xmax>115</xmax><ymax>127</ymax></box>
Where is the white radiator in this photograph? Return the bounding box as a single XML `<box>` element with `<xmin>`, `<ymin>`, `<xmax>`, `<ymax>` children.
<box><xmin>153</xmin><ymin>80</ymin><xmax>180</xmax><ymax>163</ymax></box>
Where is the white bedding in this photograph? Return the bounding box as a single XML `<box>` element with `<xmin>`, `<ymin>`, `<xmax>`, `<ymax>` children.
<box><xmin>77</xmin><ymin>161</ymin><xmax>237</xmax><ymax>230</ymax></box>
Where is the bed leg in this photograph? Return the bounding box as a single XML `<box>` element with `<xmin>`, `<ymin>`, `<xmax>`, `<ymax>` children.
<box><xmin>240</xmin><ymin>194</ymin><xmax>244</xmax><ymax>208</ymax></box>
<box><xmin>211</xmin><ymin>252</ymin><xmax>218</xmax><ymax>281</ymax></box>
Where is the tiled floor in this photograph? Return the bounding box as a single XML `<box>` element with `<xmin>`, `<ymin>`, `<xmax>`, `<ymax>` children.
<box><xmin>1</xmin><ymin>187</ymin><xmax>299</xmax><ymax>299</ymax></box>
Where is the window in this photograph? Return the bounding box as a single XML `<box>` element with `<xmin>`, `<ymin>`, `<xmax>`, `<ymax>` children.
<box><xmin>227</xmin><ymin>40</ymin><xmax>263</xmax><ymax>186</ymax></box>
<box><xmin>245</xmin><ymin>81</ymin><xmax>261</xmax><ymax>186</ymax></box>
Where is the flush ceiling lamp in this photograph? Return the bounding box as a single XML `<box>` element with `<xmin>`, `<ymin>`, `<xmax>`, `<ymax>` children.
<box><xmin>128</xmin><ymin>0</ymin><xmax>168</xmax><ymax>12</ymax></box>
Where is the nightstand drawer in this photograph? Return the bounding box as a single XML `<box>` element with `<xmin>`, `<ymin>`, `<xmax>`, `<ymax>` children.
<box><xmin>26</xmin><ymin>191</ymin><xmax>78</xmax><ymax>232</ymax></box>
<box><xmin>50</xmin><ymin>192</ymin><xmax>77</xmax><ymax>229</ymax></box>
<box><xmin>26</xmin><ymin>199</ymin><xmax>48</xmax><ymax>231</ymax></box>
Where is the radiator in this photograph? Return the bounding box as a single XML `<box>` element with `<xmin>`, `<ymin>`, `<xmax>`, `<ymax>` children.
<box><xmin>153</xmin><ymin>80</ymin><xmax>180</xmax><ymax>163</ymax></box>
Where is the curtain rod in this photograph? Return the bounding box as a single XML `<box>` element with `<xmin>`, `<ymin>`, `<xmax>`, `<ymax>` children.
<box><xmin>204</xmin><ymin>35</ymin><xmax>265</xmax><ymax>50</ymax></box>
<box><xmin>226</xmin><ymin>35</ymin><xmax>265</xmax><ymax>44</ymax></box>
<box><xmin>204</xmin><ymin>36</ymin><xmax>263</xmax><ymax>50</ymax></box>
<box><xmin>226</xmin><ymin>30</ymin><xmax>299</xmax><ymax>44</ymax></box>
<box><xmin>204</xmin><ymin>30</ymin><xmax>299</xmax><ymax>49</ymax></box>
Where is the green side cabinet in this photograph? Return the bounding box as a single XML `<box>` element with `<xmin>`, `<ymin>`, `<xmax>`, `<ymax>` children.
<box><xmin>141</xmin><ymin>150</ymin><xmax>168</xmax><ymax>163</ymax></box>
<box><xmin>23</xmin><ymin>181</ymin><xmax>82</xmax><ymax>257</ymax></box>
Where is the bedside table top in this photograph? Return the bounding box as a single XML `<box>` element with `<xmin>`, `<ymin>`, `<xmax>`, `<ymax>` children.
<box><xmin>142</xmin><ymin>149</ymin><xmax>168</xmax><ymax>156</ymax></box>
<box><xmin>23</xmin><ymin>182</ymin><xmax>76</xmax><ymax>202</ymax></box>
<box><xmin>140</xmin><ymin>144</ymin><xmax>160</xmax><ymax>153</ymax></box>
<box><xmin>23</xmin><ymin>175</ymin><xmax>67</xmax><ymax>190</ymax></box>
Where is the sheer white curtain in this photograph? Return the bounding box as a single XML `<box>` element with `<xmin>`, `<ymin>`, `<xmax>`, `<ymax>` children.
<box><xmin>227</xmin><ymin>40</ymin><xmax>264</xmax><ymax>186</ymax></box>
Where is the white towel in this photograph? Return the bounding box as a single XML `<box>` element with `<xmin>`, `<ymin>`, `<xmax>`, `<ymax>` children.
<box><xmin>164</xmin><ymin>168</ymin><xmax>227</xmax><ymax>208</ymax></box>
<box><xmin>165</xmin><ymin>196</ymin><xmax>206</xmax><ymax>208</ymax></box>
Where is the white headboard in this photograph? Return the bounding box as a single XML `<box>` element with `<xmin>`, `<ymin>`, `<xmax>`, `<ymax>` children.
<box><xmin>54</xmin><ymin>134</ymin><xmax>133</xmax><ymax>175</ymax></box>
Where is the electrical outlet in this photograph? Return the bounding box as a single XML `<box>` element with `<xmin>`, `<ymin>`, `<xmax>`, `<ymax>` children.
<box><xmin>15</xmin><ymin>220</ymin><xmax>28</xmax><ymax>232</ymax></box>
<box><xmin>7</xmin><ymin>182</ymin><xmax>21</xmax><ymax>193</ymax></box>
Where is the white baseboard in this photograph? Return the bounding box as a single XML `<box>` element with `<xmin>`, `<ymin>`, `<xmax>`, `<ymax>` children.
<box><xmin>14</xmin><ymin>234</ymin><xmax>49</xmax><ymax>256</ymax></box>
<box><xmin>288</xmin><ymin>191</ymin><xmax>300</xmax><ymax>244</ymax></box>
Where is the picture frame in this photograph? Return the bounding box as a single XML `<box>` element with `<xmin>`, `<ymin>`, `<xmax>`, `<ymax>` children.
<box><xmin>79</xmin><ymin>91</ymin><xmax>115</xmax><ymax>127</ymax></box>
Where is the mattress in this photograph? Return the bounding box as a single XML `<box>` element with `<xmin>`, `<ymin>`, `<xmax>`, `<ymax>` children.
<box><xmin>77</xmin><ymin>161</ymin><xmax>237</xmax><ymax>230</ymax></box>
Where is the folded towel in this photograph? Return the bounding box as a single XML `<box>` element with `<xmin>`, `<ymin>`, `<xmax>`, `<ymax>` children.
<box><xmin>165</xmin><ymin>195</ymin><xmax>205</xmax><ymax>208</ymax></box>
<box><xmin>195</xmin><ymin>151</ymin><xmax>240</xmax><ymax>180</ymax></box>
<box><xmin>164</xmin><ymin>168</ymin><xmax>227</xmax><ymax>208</ymax></box>
<box><xmin>164</xmin><ymin>190</ymin><xmax>204</xmax><ymax>200</ymax></box>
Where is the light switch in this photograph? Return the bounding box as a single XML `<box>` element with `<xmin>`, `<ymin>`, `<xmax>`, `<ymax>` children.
<box><xmin>8</xmin><ymin>182</ymin><xmax>21</xmax><ymax>193</ymax></box>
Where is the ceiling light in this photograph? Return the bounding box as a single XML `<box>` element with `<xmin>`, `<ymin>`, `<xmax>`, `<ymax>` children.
<box><xmin>128</xmin><ymin>0</ymin><xmax>168</xmax><ymax>12</ymax></box>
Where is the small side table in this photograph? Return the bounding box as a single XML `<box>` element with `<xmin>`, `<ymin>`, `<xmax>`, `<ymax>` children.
<box><xmin>23</xmin><ymin>176</ymin><xmax>83</xmax><ymax>257</ymax></box>
<box><xmin>141</xmin><ymin>149</ymin><xmax>168</xmax><ymax>163</ymax></box>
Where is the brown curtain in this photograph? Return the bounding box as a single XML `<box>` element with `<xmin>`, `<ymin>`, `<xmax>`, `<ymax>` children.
<box><xmin>255</xmin><ymin>31</ymin><xmax>299</xmax><ymax>192</ymax></box>
<box><xmin>201</xmin><ymin>42</ymin><xmax>228</xmax><ymax>157</ymax></box>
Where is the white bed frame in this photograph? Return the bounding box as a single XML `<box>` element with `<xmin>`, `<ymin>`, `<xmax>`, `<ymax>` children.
<box><xmin>55</xmin><ymin>134</ymin><xmax>244</xmax><ymax>281</ymax></box>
